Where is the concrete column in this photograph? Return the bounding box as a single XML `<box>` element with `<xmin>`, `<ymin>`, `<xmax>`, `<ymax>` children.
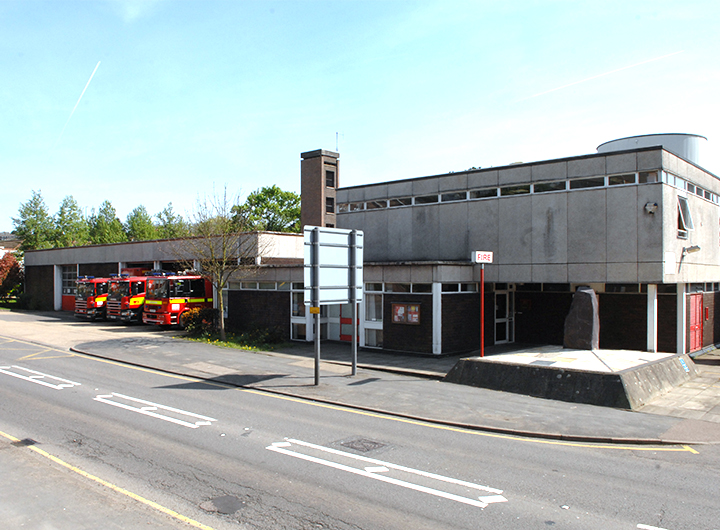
<box><xmin>53</xmin><ymin>265</ymin><xmax>62</xmax><ymax>311</ymax></box>
<box><xmin>646</xmin><ymin>284</ymin><xmax>658</xmax><ymax>352</ymax></box>
<box><xmin>358</xmin><ymin>298</ymin><xmax>366</xmax><ymax>348</ymax></box>
<box><xmin>153</xmin><ymin>261</ymin><xmax>162</xmax><ymax>270</ymax></box>
<box><xmin>432</xmin><ymin>282</ymin><xmax>442</xmax><ymax>355</ymax></box>
<box><xmin>677</xmin><ymin>283</ymin><xmax>686</xmax><ymax>355</ymax></box>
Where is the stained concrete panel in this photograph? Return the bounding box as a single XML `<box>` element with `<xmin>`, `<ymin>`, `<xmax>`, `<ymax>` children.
<box><xmin>473</xmin><ymin>263</ymin><xmax>499</xmax><ymax>282</ymax></box>
<box><xmin>386</xmin><ymin>207</ymin><xmax>414</xmax><ymax>261</ymax></box>
<box><xmin>467</xmin><ymin>200</ymin><xmax>499</xmax><ymax>258</ymax></box>
<box><xmin>387</xmin><ymin>180</ymin><xmax>413</xmax><ymax>198</ymax></box>
<box><xmin>606</xmin><ymin>262</ymin><xmax>638</xmax><ymax>282</ymax></box>
<box><xmin>439</xmin><ymin>173</ymin><xmax>468</xmax><ymax>192</ymax></box>
<box><xmin>345</xmin><ymin>187</ymin><xmax>365</xmax><ymax>202</ymax></box>
<box><xmin>468</xmin><ymin>170</ymin><xmax>499</xmax><ymax>189</ymax></box>
<box><xmin>412</xmin><ymin>178</ymin><xmax>440</xmax><ymax>195</ymax></box>
<box><xmin>568</xmin><ymin>156</ymin><xmax>606</xmax><ymax>178</ymax></box>
<box><xmin>606</xmin><ymin>153</ymin><xmax>637</xmax><ymax>175</ymax></box>
<box><xmin>383</xmin><ymin>266</ymin><xmax>411</xmax><ymax>282</ymax></box>
<box><xmin>637</xmin><ymin>149</ymin><xmax>662</xmax><ymax>171</ymax></box>
<box><xmin>662</xmin><ymin>151</ymin><xmax>680</xmax><ymax>176</ymax></box>
<box><xmin>336</xmin><ymin>189</ymin><xmax>350</xmax><ymax>203</ymax></box>
<box><xmin>433</xmin><ymin>265</ymin><xmax>473</xmax><ymax>282</ymax></box>
<box><xmin>336</xmin><ymin>211</ymin><xmax>365</xmax><ymax>232</ymax></box>
<box><xmin>438</xmin><ymin>202</ymin><xmax>470</xmax><ymax>261</ymax></box>
<box><xmin>498</xmin><ymin>165</ymin><xmax>531</xmax><ymax>185</ymax></box>
<box><xmin>636</xmin><ymin>184</ymin><xmax>664</xmax><ymax>263</ymax></box>
<box><xmin>531</xmin><ymin>192</ymin><xmax>568</xmax><ymax>264</ymax></box>
<box><xmin>567</xmin><ymin>189</ymin><xmax>607</xmax><ymax>263</ymax></box>
<box><xmin>498</xmin><ymin>264</ymin><xmax>531</xmax><ymax>283</ymax></box>
<box><xmin>410</xmin><ymin>265</ymin><xmax>434</xmax><ymax>283</ymax></box>
<box><xmin>364</xmin><ymin>184</ymin><xmax>389</xmax><ymax>201</ymax></box>
<box><xmin>531</xmin><ymin>264</ymin><xmax>568</xmax><ymax>283</ymax></box>
<box><xmin>532</xmin><ymin>161</ymin><xmax>567</xmax><ymax>182</ymax></box>
<box><xmin>568</xmin><ymin>262</ymin><xmax>606</xmax><ymax>283</ymax></box>
<box><xmin>360</xmin><ymin>211</ymin><xmax>389</xmax><ymax>262</ymax></box>
<box><xmin>498</xmin><ymin>195</ymin><xmax>533</xmax><ymax>264</ymax></box>
<box><xmin>412</xmin><ymin>205</ymin><xmax>440</xmax><ymax>261</ymax></box>
<box><xmin>638</xmin><ymin>262</ymin><xmax>664</xmax><ymax>283</ymax></box>
<box><xmin>364</xmin><ymin>265</ymin><xmax>383</xmax><ymax>282</ymax></box>
<box><xmin>606</xmin><ymin>186</ymin><xmax>638</xmax><ymax>263</ymax></box>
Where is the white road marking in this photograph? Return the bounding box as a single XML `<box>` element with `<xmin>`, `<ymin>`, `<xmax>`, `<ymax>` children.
<box><xmin>637</xmin><ymin>525</ymin><xmax>670</xmax><ymax>530</ymax></box>
<box><xmin>93</xmin><ymin>392</ymin><xmax>217</xmax><ymax>429</ymax></box>
<box><xmin>267</xmin><ymin>438</ymin><xmax>507</xmax><ymax>509</ymax></box>
<box><xmin>0</xmin><ymin>365</ymin><xmax>81</xmax><ymax>390</ymax></box>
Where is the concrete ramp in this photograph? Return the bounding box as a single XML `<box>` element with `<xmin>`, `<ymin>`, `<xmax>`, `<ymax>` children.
<box><xmin>442</xmin><ymin>347</ymin><xmax>698</xmax><ymax>410</ymax></box>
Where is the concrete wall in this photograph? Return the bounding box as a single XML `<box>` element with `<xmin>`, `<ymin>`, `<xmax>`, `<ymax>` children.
<box><xmin>338</xmin><ymin>148</ymin><xmax>720</xmax><ymax>285</ymax></box>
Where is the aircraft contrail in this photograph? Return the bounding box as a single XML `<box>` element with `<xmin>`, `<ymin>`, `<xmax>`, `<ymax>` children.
<box><xmin>520</xmin><ymin>51</ymin><xmax>683</xmax><ymax>101</ymax></box>
<box><xmin>54</xmin><ymin>61</ymin><xmax>101</xmax><ymax>147</ymax></box>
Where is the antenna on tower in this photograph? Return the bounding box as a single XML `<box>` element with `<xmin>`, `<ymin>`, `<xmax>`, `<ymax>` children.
<box><xmin>336</xmin><ymin>132</ymin><xmax>339</xmax><ymax>152</ymax></box>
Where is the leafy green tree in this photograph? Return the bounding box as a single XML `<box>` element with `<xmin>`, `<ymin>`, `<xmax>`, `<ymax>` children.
<box><xmin>88</xmin><ymin>201</ymin><xmax>127</xmax><ymax>244</ymax></box>
<box><xmin>12</xmin><ymin>190</ymin><xmax>54</xmax><ymax>250</ymax></box>
<box><xmin>54</xmin><ymin>195</ymin><xmax>89</xmax><ymax>247</ymax></box>
<box><xmin>125</xmin><ymin>205</ymin><xmax>157</xmax><ymax>241</ymax></box>
<box><xmin>236</xmin><ymin>185</ymin><xmax>301</xmax><ymax>233</ymax></box>
<box><xmin>155</xmin><ymin>203</ymin><xmax>190</xmax><ymax>239</ymax></box>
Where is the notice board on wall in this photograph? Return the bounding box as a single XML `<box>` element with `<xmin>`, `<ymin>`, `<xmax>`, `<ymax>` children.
<box><xmin>392</xmin><ymin>303</ymin><xmax>420</xmax><ymax>325</ymax></box>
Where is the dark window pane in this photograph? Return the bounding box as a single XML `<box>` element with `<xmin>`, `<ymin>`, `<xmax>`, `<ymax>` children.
<box><xmin>534</xmin><ymin>181</ymin><xmax>566</xmax><ymax>193</ymax></box>
<box><xmin>415</xmin><ymin>195</ymin><xmax>438</xmax><ymax>204</ymax></box>
<box><xmin>441</xmin><ymin>192</ymin><xmax>466</xmax><ymax>202</ymax></box>
<box><xmin>608</xmin><ymin>174</ymin><xmax>635</xmax><ymax>186</ymax></box>
<box><xmin>470</xmin><ymin>188</ymin><xmax>497</xmax><ymax>199</ymax></box>
<box><xmin>570</xmin><ymin>177</ymin><xmax>605</xmax><ymax>189</ymax></box>
<box><xmin>500</xmin><ymin>184</ymin><xmax>531</xmax><ymax>196</ymax></box>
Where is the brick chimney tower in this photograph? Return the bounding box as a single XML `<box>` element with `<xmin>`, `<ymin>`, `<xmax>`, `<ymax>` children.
<box><xmin>300</xmin><ymin>149</ymin><xmax>339</xmax><ymax>228</ymax></box>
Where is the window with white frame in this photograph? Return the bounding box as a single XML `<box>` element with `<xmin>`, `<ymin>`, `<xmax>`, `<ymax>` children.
<box><xmin>678</xmin><ymin>196</ymin><xmax>694</xmax><ymax>239</ymax></box>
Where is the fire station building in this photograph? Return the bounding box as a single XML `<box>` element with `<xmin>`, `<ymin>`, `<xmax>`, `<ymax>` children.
<box><xmin>23</xmin><ymin>133</ymin><xmax>720</xmax><ymax>357</ymax></box>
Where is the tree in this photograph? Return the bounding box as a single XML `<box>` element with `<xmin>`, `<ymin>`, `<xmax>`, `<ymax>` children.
<box><xmin>125</xmin><ymin>205</ymin><xmax>157</xmax><ymax>241</ymax></box>
<box><xmin>0</xmin><ymin>252</ymin><xmax>23</xmax><ymax>299</ymax></box>
<box><xmin>236</xmin><ymin>185</ymin><xmax>301</xmax><ymax>233</ymax></box>
<box><xmin>88</xmin><ymin>201</ymin><xmax>127</xmax><ymax>244</ymax></box>
<box><xmin>54</xmin><ymin>196</ymin><xmax>89</xmax><ymax>247</ymax></box>
<box><xmin>12</xmin><ymin>190</ymin><xmax>54</xmax><ymax>251</ymax></box>
<box><xmin>173</xmin><ymin>187</ymin><xmax>260</xmax><ymax>341</ymax></box>
<box><xmin>155</xmin><ymin>203</ymin><xmax>190</xmax><ymax>239</ymax></box>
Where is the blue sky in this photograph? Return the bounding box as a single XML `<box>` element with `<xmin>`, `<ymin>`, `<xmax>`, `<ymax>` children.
<box><xmin>2</xmin><ymin>0</ymin><xmax>720</xmax><ymax>232</ymax></box>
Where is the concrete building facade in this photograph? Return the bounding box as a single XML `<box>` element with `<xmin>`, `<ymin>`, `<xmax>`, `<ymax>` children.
<box><xmin>22</xmin><ymin>134</ymin><xmax>720</xmax><ymax>357</ymax></box>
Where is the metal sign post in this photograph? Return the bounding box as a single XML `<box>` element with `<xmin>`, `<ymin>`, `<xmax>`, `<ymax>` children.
<box><xmin>473</xmin><ymin>251</ymin><xmax>493</xmax><ymax>358</ymax></box>
<box><xmin>350</xmin><ymin>229</ymin><xmax>358</xmax><ymax>376</ymax></box>
<box><xmin>312</xmin><ymin>227</ymin><xmax>321</xmax><ymax>385</ymax></box>
<box><xmin>304</xmin><ymin>226</ymin><xmax>364</xmax><ymax>385</ymax></box>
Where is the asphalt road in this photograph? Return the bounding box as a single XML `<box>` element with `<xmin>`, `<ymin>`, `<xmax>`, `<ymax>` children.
<box><xmin>0</xmin><ymin>324</ymin><xmax>719</xmax><ymax>529</ymax></box>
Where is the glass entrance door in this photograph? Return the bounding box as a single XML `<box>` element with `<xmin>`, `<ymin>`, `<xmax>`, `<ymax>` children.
<box><xmin>495</xmin><ymin>289</ymin><xmax>515</xmax><ymax>344</ymax></box>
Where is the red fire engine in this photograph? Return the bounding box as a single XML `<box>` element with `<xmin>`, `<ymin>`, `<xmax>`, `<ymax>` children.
<box><xmin>75</xmin><ymin>276</ymin><xmax>110</xmax><ymax>321</ymax></box>
<box><xmin>107</xmin><ymin>270</ymin><xmax>149</xmax><ymax>323</ymax></box>
<box><xmin>142</xmin><ymin>271</ymin><xmax>213</xmax><ymax>327</ymax></box>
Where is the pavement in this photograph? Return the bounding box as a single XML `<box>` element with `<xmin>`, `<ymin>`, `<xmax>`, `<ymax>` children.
<box><xmin>64</xmin><ymin>328</ymin><xmax>720</xmax><ymax>446</ymax></box>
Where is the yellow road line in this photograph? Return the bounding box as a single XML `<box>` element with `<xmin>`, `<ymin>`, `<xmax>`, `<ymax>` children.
<box><xmin>0</xmin><ymin>335</ymin><xmax>701</xmax><ymax>453</ymax></box>
<box><xmin>0</xmin><ymin>429</ymin><xmax>216</xmax><ymax>530</ymax></box>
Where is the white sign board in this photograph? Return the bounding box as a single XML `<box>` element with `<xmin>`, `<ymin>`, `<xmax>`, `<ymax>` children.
<box><xmin>473</xmin><ymin>250</ymin><xmax>494</xmax><ymax>264</ymax></box>
<box><xmin>304</xmin><ymin>226</ymin><xmax>363</xmax><ymax>305</ymax></box>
